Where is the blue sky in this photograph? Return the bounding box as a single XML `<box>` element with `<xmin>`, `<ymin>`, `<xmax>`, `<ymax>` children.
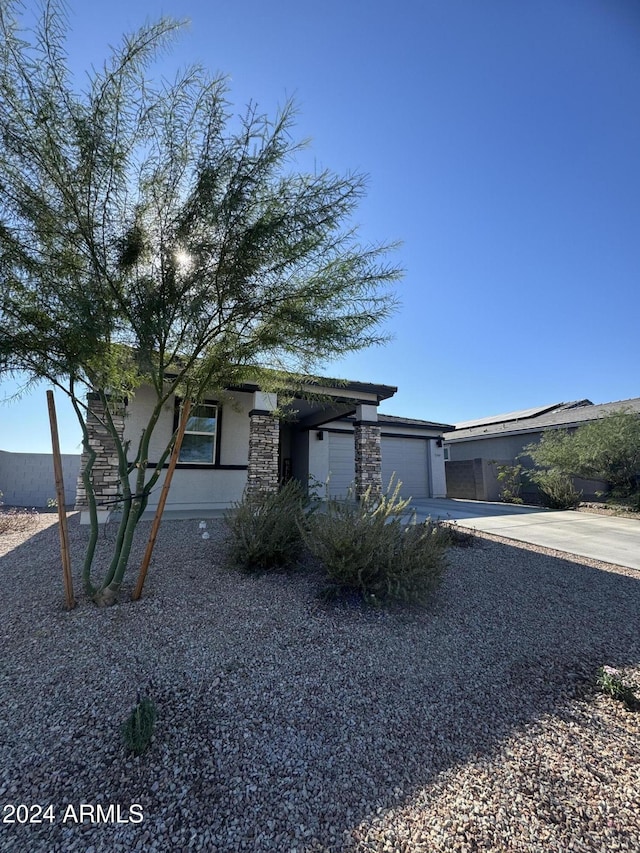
<box><xmin>1</xmin><ymin>0</ymin><xmax>639</xmax><ymax>453</ymax></box>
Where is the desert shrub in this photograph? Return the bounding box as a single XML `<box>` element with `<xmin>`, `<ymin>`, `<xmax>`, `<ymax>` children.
<box><xmin>435</xmin><ymin>521</ymin><xmax>477</xmax><ymax>548</ymax></box>
<box><xmin>302</xmin><ymin>481</ymin><xmax>448</xmax><ymax>606</ymax></box>
<box><xmin>496</xmin><ymin>463</ymin><xmax>524</xmax><ymax>504</ymax></box>
<box><xmin>225</xmin><ymin>479</ymin><xmax>309</xmax><ymax>571</ymax></box>
<box><xmin>528</xmin><ymin>469</ymin><xmax>581</xmax><ymax>509</ymax></box>
<box><xmin>596</xmin><ymin>666</ymin><xmax>639</xmax><ymax>711</ymax></box>
<box><xmin>0</xmin><ymin>493</ymin><xmax>39</xmax><ymax>534</ymax></box>
<box><xmin>122</xmin><ymin>694</ymin><xmax>157</xmax><ymax>756</ymax></box>
<box><xmin>522</xmin><ymin>411</ymin><xmax>640</xmax><ymax>498</ymax></box>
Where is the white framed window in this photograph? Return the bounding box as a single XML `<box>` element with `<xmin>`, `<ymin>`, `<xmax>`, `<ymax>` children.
<box><xmin>178</xmin><ymin>402</ymin><xmax>218</xmax><ymax>464</ymax></box>
<box><xmin>443</xmin><ymin>446</ymin><xmax>450</xmax><ymax>462</ymax></box>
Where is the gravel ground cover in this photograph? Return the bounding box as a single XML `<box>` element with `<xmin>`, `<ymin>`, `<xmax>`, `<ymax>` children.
<box><xmin>0</xmin><ymin>513</ymin><xmax>638</xmax><ymax>852</ymax></box>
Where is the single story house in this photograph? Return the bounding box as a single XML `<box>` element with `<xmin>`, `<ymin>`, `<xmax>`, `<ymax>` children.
<box><xmin>443</xmin><ymin>397</ymin><xmax>640</xmax><ymax>501</ymax></box>
<box><xmin>75</xmin><ymin>376</ymin><xmax>452</xmax><ymax>520</ymax></box>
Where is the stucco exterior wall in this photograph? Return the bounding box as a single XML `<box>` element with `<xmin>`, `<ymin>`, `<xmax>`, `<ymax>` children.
<box><xmin>307</xmin><ymin>427</ymin><xmax>334</xmax><ymax>493</ymax></box>
<box><xmin>445</xmin><ymin>434</ymin><xmax>531</xmax><ymax>463</ymax></box>
<box><xmin>427</xmin><ymin>440</ymin><xmax>447</xmax><ymax>498</ymax></box>
<box><xmin>122</xmin><ymin>387</ymin><xmax>252</xmax><ymax>466</ymax></box>
<box><xmin>139</xmin><ymin>467</ymin><xmax>247</xmax><ymax>513</ymax></box>
<box><xmin>123</xmin><ymin>388</ymin><xmax>252</xmax><ymax>512</ymax></box>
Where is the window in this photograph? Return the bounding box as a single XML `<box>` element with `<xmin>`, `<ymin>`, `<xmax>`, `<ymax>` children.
<box><xmin>443</xmin><ymin>446</ymin><xmax>450</xmax><ymax>462</ymax></box>
<box><xmin>178</xmin><ymin>402</ymin><xmax>218</xmax><ymax>464</ymax></box>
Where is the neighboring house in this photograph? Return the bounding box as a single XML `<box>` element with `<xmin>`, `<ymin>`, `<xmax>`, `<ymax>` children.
<box><xmin>75</xmin><ymin>376</ymin><xmax>452</xmax><ymax>520</ymax></box>
<box><xmin>443</xmin><ymin>397</ymin><xmax>640</xmax><ymax>502</ymax></box>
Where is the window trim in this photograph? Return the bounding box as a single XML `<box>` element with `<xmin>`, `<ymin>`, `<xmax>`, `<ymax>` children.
<box><xmin>173</xmin><ymin>398</ymin><xmax>222</xmax><ymax>467</ymax></box>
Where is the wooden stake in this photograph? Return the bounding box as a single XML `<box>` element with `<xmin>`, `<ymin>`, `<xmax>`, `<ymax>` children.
<box><xmin>46</xmin><ymin>390</ymin><xmax>76</xmax><ymax>610</ymax></box>
<box><xmin>132</xmin><ymin>399</ymin><xmax>192</xmax><ymax>601</ymax></box>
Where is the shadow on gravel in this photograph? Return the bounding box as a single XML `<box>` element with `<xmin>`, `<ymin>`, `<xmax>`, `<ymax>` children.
<box><xmin>0</xmin><ymin>518</ymin><xmax>639</xmax><ymax>851</ymax></box>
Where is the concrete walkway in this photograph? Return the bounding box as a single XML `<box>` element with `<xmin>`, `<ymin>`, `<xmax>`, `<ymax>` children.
<box><xmin>410</xmin><ymin>498</ymin><xmax>640</xmax><ymax>571</ymax></box>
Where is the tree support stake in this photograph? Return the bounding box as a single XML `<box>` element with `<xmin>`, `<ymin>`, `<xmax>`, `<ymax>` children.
<box><xmin>47</xmin><ymin>390</ymin><xmax>76</xmax><ymax>610</ymax></box>
<box><xmin>132</xmin><ymin>400</ymin><xmax>191</xmax><ymax>601</ymax></box>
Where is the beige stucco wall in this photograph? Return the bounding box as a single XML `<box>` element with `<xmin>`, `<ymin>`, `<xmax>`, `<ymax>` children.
<box><xmin>122</xmin><ymin>386</ymin><xmax>253</xmax><ymax>512</ymax></box>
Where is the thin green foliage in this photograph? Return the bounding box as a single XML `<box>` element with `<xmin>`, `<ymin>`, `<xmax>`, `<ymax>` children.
<box><xmin>496</xmin><ymin>463</ymin><xmax>524</xmax><ymax>504</ymax></box>
<box><xmin>527</xmin><ymin>469</ymin><xmax>581</xmax><ymax>509</ymax></box>
<box><xmin>121</xmin><ymin>695</ymin><xmax>157</xmax><ymax>756</ymax></box>
<box><xmin>0</xmin><ymin>1</ymin><xmax>400</xmax><ymax>603</ymax></box>
<box><xmin>225</xmin><ymin>480</ymin><xmax>310</xmax><ymax>572</ymax></box>
<box><xmin>596</xmin><ymin>666</ymin><xmax>639</xmax><ymax>711</ymax></box>
<box><xmin>302</xmin><ymin>480</ymin><xmax>448</xmax><ymax>606</ymax></box>
<box><xmin>522</xmin><ymin>410</ymin><xmax>640</xmax><ymax>498</ymax></box>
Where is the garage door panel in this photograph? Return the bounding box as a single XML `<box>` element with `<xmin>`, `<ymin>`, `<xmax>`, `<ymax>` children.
<box><xmin>328</xmin><ymin>432</ymin><xmax>431</xmax><ymax>500</ymax></box>
<box><xmin>382</xmin><ymin>437</ymin><xmax>430</xmax><ymax>499</ymax></box>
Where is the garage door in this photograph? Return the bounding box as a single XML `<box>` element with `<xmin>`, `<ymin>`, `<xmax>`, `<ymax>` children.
<box><xmin>327</xmin><ymin>433</ymin><xmax>431</xmax><ymax>499</ymax></box>
<box><xmin>382</xmin><ymin>437</ymin><xmax>430</xmax><ymax>499</ymax></box>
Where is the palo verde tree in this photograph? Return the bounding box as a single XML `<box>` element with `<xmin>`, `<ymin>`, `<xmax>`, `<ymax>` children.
<box><xmin>0</xmin><ymin>2</ymin><xmax>400</xmax><ymax>605</ymax></box>
<box><xmin>522</xmin><ymin>410</ymin><xmax>640</xmax><ymax>500</ymax></box>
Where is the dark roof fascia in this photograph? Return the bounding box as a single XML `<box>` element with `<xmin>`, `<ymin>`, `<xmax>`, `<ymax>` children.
<box><xmin>377</xmin><ymin>414</ymin><xmax>454</xmax><ymax>431</ymax></box>
<box><xmin>332</xmin><ymin>413</ymin><xmax>453</xmax><ymax>432</ymax></box>
<box><xmin>226</xmin><ymin>379</ymin><xmax>397</xmax><ymax>403</ymax></box>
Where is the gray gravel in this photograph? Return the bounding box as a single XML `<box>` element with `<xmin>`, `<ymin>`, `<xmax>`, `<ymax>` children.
<box><xmin>0</xmin><ymin>513</ymin><xmax>638</xmax><ymax>852</ymax></box>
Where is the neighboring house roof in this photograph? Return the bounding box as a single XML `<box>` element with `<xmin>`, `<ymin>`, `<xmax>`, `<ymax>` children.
<box><xmin>453</xmin><ymin>400</ymin><xmax>592</xmax><ymax>431</ymax></box>
<box><xmin>445</xmin><ymin>397</ymin><xmax>640</xmax><ymax>442</ymax></box>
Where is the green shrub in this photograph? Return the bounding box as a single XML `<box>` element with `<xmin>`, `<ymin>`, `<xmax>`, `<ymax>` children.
<box><xmin>225</xmin><ymin>479</ymin><xmax>309</xmax><ymax>572</ymax></box>
<box><xmin>122</xmin><ymin>695</ymin><xmax>157</xmax><ymax>756</ymax></box>
<box><xmin>596</xmin><ymin>666</ymin><xmax>639</xmax><ymax>711</ymax></box>
<box><xmin>301</xmin><ymin>481</ymin><xmax>448</xmax><ymax>606</ymax></box>
<box><xmin>496</xmin><ymin>463</ymin><xmax>524</xmax><ymax>504</ymax></box>
<box><xmin>529</xmin><ymin>469</ymin><xmax>581</xmax><ymax>509</ymax></box>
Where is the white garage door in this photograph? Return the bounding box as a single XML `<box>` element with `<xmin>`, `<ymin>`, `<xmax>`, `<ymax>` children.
<box><xmin>382</xmin><ymin>437</ymin><xmax>430</xmax><ymax>499</ymax></box>
<box><xmin>327</xmin><ymin>433</ymin><xmax>431</xmax><ymax>499</ymax></box>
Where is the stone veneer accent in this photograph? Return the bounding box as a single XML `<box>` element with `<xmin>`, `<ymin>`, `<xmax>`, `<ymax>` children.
<box><xmin>354</xmin><ymin>421</ymin><xmax>382</xmax><ymax>499</ymax></box>
<box><xmin>246</xmin><ymin>411</ymin><xmax>280</xmax><ymax>494</ymax></box>
<box><xmin>74</xmin><ymin>395</ymin><xmax>125</xmax><ymax>511</ymax></box>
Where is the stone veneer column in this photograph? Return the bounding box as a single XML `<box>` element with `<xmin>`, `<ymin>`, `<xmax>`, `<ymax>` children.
<box><xmin>354</xmin><ymin>403</ymin><xmax>382</xmax><ymax>500</ymax></box>
<box><xmin>74</xmin><ymin>394</ymin><xmax>125</xmax><ymax>513</ymax></box>
<box><xmin>246</xmin><ymin>391</ymin><xmax>279</xmax><ymax>495</ymax></box>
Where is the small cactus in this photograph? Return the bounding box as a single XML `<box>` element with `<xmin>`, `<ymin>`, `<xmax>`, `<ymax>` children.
<box><xmin>122</xmin><ymin>694</ymin><xmax>157</xmax><ymax>755</ymax></box>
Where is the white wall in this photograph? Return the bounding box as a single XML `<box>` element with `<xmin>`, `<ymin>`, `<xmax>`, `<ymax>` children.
<box><xmin>307</xmin><ymin>427</ymin><xmax>333</xmax><ymax>493</ymax></box>
<box><xmin>427</xmin><ymin>440</ymin><xmax>447</xmax><ymax>498</ymax></box>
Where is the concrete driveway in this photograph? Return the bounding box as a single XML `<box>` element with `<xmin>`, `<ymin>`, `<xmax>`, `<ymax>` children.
<box><xmin>410</xmin><ymin>498</ymin><xmax>640</xmax><ymax>571</ymax></box>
